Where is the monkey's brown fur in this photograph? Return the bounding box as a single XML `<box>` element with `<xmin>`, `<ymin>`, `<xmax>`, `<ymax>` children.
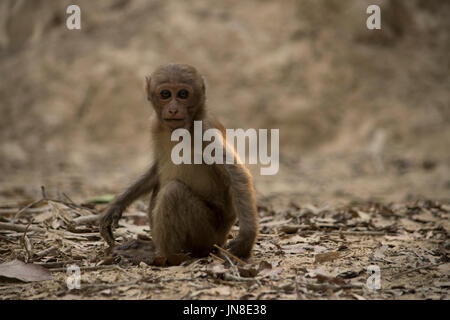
<box><xmin>100</xmin><ymin>63</ymin><xmax>258</xmax><ymax>259</ymax></box>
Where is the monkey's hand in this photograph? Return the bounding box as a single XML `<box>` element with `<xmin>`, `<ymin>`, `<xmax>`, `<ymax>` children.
<box><xmin>99</xmin><ymin>204</ymin><xmax>124</xmax><ymax>248</ymax></box>
<box><xmin>225</xmin><ymin>236</ymin><xmax>253</xmax><ymax>260</ymax></box>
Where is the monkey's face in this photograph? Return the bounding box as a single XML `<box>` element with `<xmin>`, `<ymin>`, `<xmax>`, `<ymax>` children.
<box><xmin>146</xmin><ymin>64</ymin><xmax>206</xmax><ymax>131</ymax></box>
<box><xmin>153</xmin><ymin>83</ymin><xmax>195</xmax><ymax>130</ymax></box>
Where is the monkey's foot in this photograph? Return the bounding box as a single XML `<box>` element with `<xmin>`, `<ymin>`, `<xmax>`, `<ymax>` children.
<box><xmin>112</xmin><ymin>239</ymin><xmax>192</xmax><ymax>266</ymax></box>
<box><xmin>112</xmin><ymin>239</ymin><xmax>157</xmax><ymax>265</ymax></box>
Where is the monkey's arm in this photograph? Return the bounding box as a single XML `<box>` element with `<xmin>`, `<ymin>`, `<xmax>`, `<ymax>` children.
<box><xmin>224</xmin><ymin>163</ymin><xmax>258</xmax><ymax>258</ymax></box>
<box><xmin>99</xmin><ymin>163</ymin><xmax>159</xmax><ymax>247</ymax></box>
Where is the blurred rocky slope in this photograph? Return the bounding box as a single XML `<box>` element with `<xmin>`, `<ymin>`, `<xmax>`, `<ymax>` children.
<box><xmin>0</xmin><ymin>0</ymin><xmax>448</xmax><ymax>201</ymax></box>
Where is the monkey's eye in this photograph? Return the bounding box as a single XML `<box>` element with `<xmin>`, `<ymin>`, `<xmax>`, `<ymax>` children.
<box><xmin>177</xmin><ymin>89</ymin><xmax>189</xmax><ymax>99</ymax></box>
<box><xmin>160</xmin><ymin>90</ymin><xmax>171</xmax><ymax>99</ymax></box>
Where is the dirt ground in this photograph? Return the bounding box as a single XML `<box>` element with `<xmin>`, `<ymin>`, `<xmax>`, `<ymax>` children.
<box><xmin>0</xmin><ymin>157</ymin><xmax>449</xmax><ymax>300</ymax></box>
<box><xmin>0</xmin><ymin>0</ymin><xmax>449</xmax><ymax>300</ymax></box>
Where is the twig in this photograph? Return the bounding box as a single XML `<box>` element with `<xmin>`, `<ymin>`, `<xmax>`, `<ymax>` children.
<box><xmin>21</xmin><ymin>223</ymin><xmax>33</xmax><ymax>262</ymax></box>
<box><xmin>304</xmin><ymin>282</ymin><xmax>364</xmax><ymax>291</ymax></box>
<box><xmin>73</xmin><ymin>214</ymin><xmax>100</xmax><ymax>225</ymax></box>
<box><xmin>259</xmin><ymin>219</ymin><xmax>293</xmax><ymax>227</ymax></box>
<box><xmin>62</xmin><ymin>192</ymin><xmax>79</xmax><ymax>206</ymax></box>
<box><xmin>0</xmin><ymin>206</ymin><xmax>51</xmax><ymax>215</ymax></box>
<box><xmin>49</xmin><ymin>230</ymin><xmax>101</xmax><ymax>239</ymax></box>
<box><xmin>0</xmin><ymin>222</ymin><xmax>100</xmax><ymax>239</ymax></box>
<box><xmin>332</xmin><ymin>231</ymin><xmax>387</xmax><ymax>236</ymax></box>
<box><xmin>80</xmin><ymin>277</ymin><xmax>199</xmax><ymax>290</ymax></box>
<box><xmin>47</xmin><ymin>197</ymin><xmax>99</xmax><ymax>216</ymax></box>
<box><xmin>213</xmin><ymin>244</ymin><xmax>247</xmax><ymax>266</ymax></box>
<box><xmin>0</xmin><ymin>234</ymin><xmax>16</xmax><ymax>243</ymax></box>
<box><xmin>0</xmin><ymin>222</ymin><xmax>45</xmax><ymax>233</ymax></box>
<box><xmin>36</xmin><ymin>261</ymin><xmax>79</xmax><ymax>268</ymax></box>
<box><xmin>41</xmin><ymin>186</ymin><xmax>47</xmax><ymax>199</ymax></box>
<box><xmin>223</xmin><ymin>273</ymin><xmax>260</xmax><ymax>284</ymax></box>
<box><xmin>389</xmin><ymin>262</ymin><xmax>446</xmax><ymax>278</ymax></box>
<box><xmin>221</xmin><ymin>251</ymin><xmax>240</xmax><ymax>277</ymax></box>
<box><xmin>157</xmin><ymin>277</ymin><xmax>199</xmax><ymax>283</ymax></box>
<box><xmin>257</xmin><ymin>234</ymin><xmax>278</xmax><ymax>238</ymax></box>
<box><xmin>49</xmin><ymin>265</ymin><xmax>117</xmax><ymax>273</ymax></box>
<box><xmin>209</xmin><ymin>253</ymin><xmax>225</xmax><ymax>263</ymax></box>
<box><xmin>77</xmin><ymin>279</ymin><xmax>140</xmax><ymax>290</ymax></box>
<box><xmin>34</xmin><ymin>246</ymin><xmax>59</xmax><ymax>258</ymax></box>
<box><xmin>12</xmin><ymin>187</ymin><xmax>97</xmax><ymax>221</ymax></box>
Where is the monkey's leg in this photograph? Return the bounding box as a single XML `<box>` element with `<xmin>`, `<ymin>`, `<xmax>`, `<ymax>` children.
<box><xmin>150</xmin><ymin>180</ymin><xmax>226</xmax><ymax>257</ymax></box>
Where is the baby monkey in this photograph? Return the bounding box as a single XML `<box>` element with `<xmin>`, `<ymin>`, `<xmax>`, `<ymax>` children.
<box><xmin>99</xmin><ymin>63</ymin><xmax>258</xmax><ymax>259</ymax></box>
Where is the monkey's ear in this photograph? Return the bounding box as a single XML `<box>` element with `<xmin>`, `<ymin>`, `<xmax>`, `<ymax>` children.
<box><xmin>145</xmin><ymin>76</ymin><xmax>152</xmax><ymax>101</ymax></box>
<box><xmin>201</xmin><ymin>75</ymin><xmax>206</xmax><ymax>95</ymax></box>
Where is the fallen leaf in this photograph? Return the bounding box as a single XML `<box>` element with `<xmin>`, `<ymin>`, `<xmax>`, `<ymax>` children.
<box><xmin>352</xmin><ymin>293</ymin><xmax>366</xmax><ymax>300</ymax></box>
<box><xmin>399</xmin><ymin>218</ymin><xmax>422</xmax><ymax>232</ymax></box>
<box><xmin>438</xmin><ymin>220</ymin><xmax>450</xmax><ymax>233</ymax></box>
<box><xmin>191</xmin><ymin>286</ymin><xmax>232</xmax><ymax>298</ymax></box>
<box><xmin>0</xmin><ymin>259</ymin><xmax>52</xmax><ymax>282</ymax></box>
<box><xmin>207</xmin><ymin>262</ymin><xmax>228</xmax><ymax>277</ymax></box>
<box><xmin>373</xmin><ymin>245</ymin><xmax>388</xmax><ymax>260</ymax></box>
<box><xmin>313</xmin><ymin>245</ymin><xmax>328</xmax><ymax>253</ymax></box>
<box><xmin>33</xmin><ymin>210</ymin><xmax>54</xmax><ymax>223</ymax></box>
<box><xmin>306</xmin><ymin>267</ymin><xmax>331</xmax><ymax>278</ymax></box>
<box><xmin>437</xmin><ymin>263</ymin><xmax>450</xmax><ymax>275</ymax></box>
<box><xmin>434</xmin><ymin>281</ymin><xmax>450</xmax><ymax>288</ymax></box>
<box><xmin>281</xmin><ymin>244</ymin><xmax>307</xmax><ymax>254</ymax></box>
<box><xmin>314</xmin><ymin>273</ymin><xmax>347</xmax><ymax>285</ymax></box>
<box><xmin>259</xmin><ymin>267</ymin><xmax>283</xmax><ymax>279</ymax></box>
<box><xmin>279</xmin><ymin>225</ymin><xmax>299</xmax><ymax>234</ymax></box>
<box><xmin>356</xmin><ymin>210</ymin><xmax>371</xmax><ymax>222</ymax></box>
<box><xmin>206</xmin><ymin>286</ymin><xmax>231</xmax><ymax>296</ymax></box>
<box><xmin>60</xmin><ymin>294</ymin><xmax>80</xmax><ymax>300</ymax></box>
<box><xmin>279</xmin><ymin>235</ymin><xmax>305</xmax><ymax>245</ymax></box>
<box><xmin>100</xmin><ymin>289</ymin><xmax>112</xmax><ymax>296</ymax></box>
<box><xmin>315</xmin><ymin>251</ymin><xmax>340</xmax><ymax>263</ymax></box>
<box><xmin>412</xmin><ymin>210</ymin><xmax>438</xmax><ymax>223</ymax></box>
<box><xmin>238</xmin><ymin>264</ymin><xmax>258</xmax><ymax>278</ymax></box>
<box><xmin>258</xmin><ymin>260</ymin><xmax>273</xmax><ymax>271</ymax></box>
<box><xmin>337</xmin><ymin>270</ymin><xmax>363</xmax><ymax>279</ymax></box>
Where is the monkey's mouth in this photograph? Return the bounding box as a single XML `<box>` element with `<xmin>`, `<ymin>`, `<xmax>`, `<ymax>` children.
<box><xmin>163</xmin><ymin>118</ymin><xmax>185</xmax><ymax>129</ymax></box>
<box><xmin>163</xmin><ymin>118</ymin><xmax>185</xmax><ymax>121</ymax></box>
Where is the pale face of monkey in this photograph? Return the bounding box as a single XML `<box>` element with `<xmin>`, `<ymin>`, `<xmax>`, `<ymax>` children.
<box><xmin>154</xmin><ymin>83</ymin><xmax>195</xmax><ymax>130</ymax></box>
<box><xmin>146</xmin><ymin>64</ymin><xmax>206</xmax><ymax>131</ymax></box>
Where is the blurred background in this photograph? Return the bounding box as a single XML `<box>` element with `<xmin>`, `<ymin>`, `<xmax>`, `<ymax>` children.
<box><xmin>0</xmin><ymin>0</ymin><xmax>449</xmax><ymax>206</ymax></box>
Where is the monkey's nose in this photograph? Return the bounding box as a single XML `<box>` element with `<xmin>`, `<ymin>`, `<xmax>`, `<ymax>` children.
<box><xmin>168</xmin><ymin>109</ymin><xmax>178</xmax><ymax>115</ymax></box>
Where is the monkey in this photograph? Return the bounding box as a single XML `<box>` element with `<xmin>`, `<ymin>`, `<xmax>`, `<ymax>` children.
<box><xmin>99</xmin><ymin>63</ymin><xmax>258</xmax><ymax>260</ymax></box>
